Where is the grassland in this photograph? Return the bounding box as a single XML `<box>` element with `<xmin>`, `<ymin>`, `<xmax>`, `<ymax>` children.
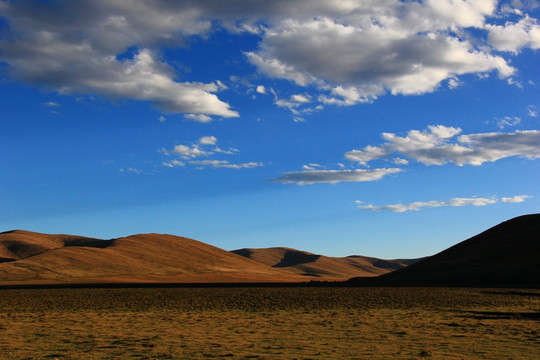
<box><xmin>0</xmin><ymin>287</ymin><xmax>538</xmax><ymax>359</ymax></box>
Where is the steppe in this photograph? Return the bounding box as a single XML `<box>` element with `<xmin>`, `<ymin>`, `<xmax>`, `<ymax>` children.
<box><xmin>0</xmin><ymin>287</ymin><xmax>539</xmax><ymax>359</ymax></box>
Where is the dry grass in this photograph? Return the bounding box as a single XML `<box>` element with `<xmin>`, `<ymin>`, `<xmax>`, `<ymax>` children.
<box><xmin>0</xmin><ymin>231</ymin><xmax>307</xmax><ymax>284</ymax></box>
<box><xmin>0</xmin><ymin>287</ymin><xmax>538</xmax><ymax>359</ymax></box>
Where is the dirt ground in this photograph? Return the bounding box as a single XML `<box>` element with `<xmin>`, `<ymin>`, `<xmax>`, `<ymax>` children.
<box><xmin>0</xmin><ymin>287</ymin><xmax>538</xmax><ymax>359</ymax></box>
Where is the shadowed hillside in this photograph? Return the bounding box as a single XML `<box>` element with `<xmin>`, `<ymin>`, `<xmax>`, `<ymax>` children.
<box><xmin>231</xmin><ymin>247</ymin><xmax>422</xmax><ymax>279</ymax></box>
<box><xmin>349</xmin><ymin>214</ymin><xmax>540</xmax><ymax>287</ymax></box>
<box><xmin>0</xmin><ymin>230</ymin><xmax>103</xmax><ymax>262</ymax></box>
<box><xmin>0</xmin><ymin>231</ymin><xmax>306</xmax><ymax>285</ymax></box>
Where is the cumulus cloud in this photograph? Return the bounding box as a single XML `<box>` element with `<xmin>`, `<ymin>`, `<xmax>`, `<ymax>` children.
<box><xmin>1</xmin><ymin>1</ymin><xmax>237</xmax><ymax>119</ymax></box>
<box><xmin>198</xmin><ymin>136</ymin><xmax>218</xmax><ymax>145</ymax></box>
<box><xmin>163</xmin><ymin>136</ymin><xmax>220</xmax><ymax>159</ymax></box>
<box><xmin>356</xmin><ymin>196</ymin><xmax>521</xmax><ymax>212</ymax></box>
<box><xmin>275</xmin><ymin>93</ymin><xmax>311</xmax><ymax>111</ymax></box>
<box><xmin>256</xmin><ymin>85</ymin><xmax>266</xmax><ymax>94</ymax></box>
<box><xmin>487</xmin><ymin>15</ymin><xmax>540</xmax><ymax>53</ymax></box>
<box><xmin>272</xmin><ymin>168</ymin><xmax>402</xmax><ymax>185</ymax></box>
<box><xmin>2</xmin><ymin>0</ymin><xmax>534</xmax><ymax>118</ymax></box>
<box><xmin>247</xmin><ymin>2</ymin><xmax>515</xmax><ymax>101</ymax></box>
<box><xmin>169</xmin><ymin>144</ymin><xmax>211</xmax><ymax>159</ymax></box>
<box><xmin>345</xmin><ymin>125</ymin><xmax>540</xmax><ymax>166</ymax></box>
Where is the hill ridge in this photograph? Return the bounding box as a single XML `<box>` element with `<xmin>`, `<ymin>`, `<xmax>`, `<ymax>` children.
<box><xmin>231</xmin><ymin>246</ymin><xmax>422</xmax><ymax>279</ymax></box>
<box><xmin>0</xmin><ymin>231</ymin><xmax>305</xmax><ymax>284</ymax></box>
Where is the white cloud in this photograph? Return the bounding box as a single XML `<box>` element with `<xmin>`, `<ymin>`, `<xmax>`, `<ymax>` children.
<box><xmin>198</xmin><ymin>136</ymin><xmax>218</xmax><ymax>145</ymax></box>
<box><xmin>447</xmin><ymin>197</ymin><xmax>497</xmax><ymax>207</ymax></box>
<box><xmin>273</xmin><ymin>93</ymin><xmax>320</xmax><ymax>118</ymax></box>
<box><xmin>43</xmin><ymin>101</ymin><xmax>60</xmax><ymax>107</ymax></box>
<box><xmin>527</xmin><ymin>105</ymin><xmax>538</xmax><ymax>117</ymax></box>
<box><xmin>119</xmin><ymin>167</ymin><xmax>142</xmax><ymax>174</ymax></box>
<box><xmin>190</xmin><ymin>160</ymin><xmax>263</xmax><ymax>169</ymax></box>
<box><xmin>357</xmin><ymin>196</ymin><xmax>501</xmax><ymax>212</ymax></box>
<box><xmin>1</xmin><ymin>0</ymin><xmax>538</xmax><ymax>117</ymax></box>
<box><xmin>162</xmin><ymin>160</ymin><xmax>185</xmax><ymax>168</ymax></box>
<box><xmin>213</xmin><ymin>147</ymin><xmax>239</xmax><ymax>155</ymax></box>
<box><xmin>248</xmin><ymin>6</ymin><xmax>515</xmax><ymax>101</ymax></box>
<box><xmin>290</xmin><ymin>94</ymin><xmax>310</xmax><ymax>103</ymax></box>
<box><xmin>302</xmin><ymin>163</ymin><xmax>322</xmax><ymax>170</ymax></box>
<box><xmin>246</xmin><ymin>51</ymin><xmax>318</xmax><ymax>87</ymax></box>
<box><xmin>393</xmin><ymin>158</ymin><xmax>409</xmax><ymax>165</ymax></box>
<box><xmin>319</xmin><ymin>85</ymin><xmax>378</xmax><ymax>106</ymax></box>
<box><xmin>272</xmin><ymin>168</ymin><xmax>402</xmax><ymax>185</ymax></box>
<box><xmin>162</xmin><ymin>136</ymin><xmax>260</xmax><ymax>170</ymax></box>
<box><xmin>184</xmin><ymin>113</ymin><xmax>214</xmax><ymax>123</ymax></box>
<box><xmin>275</xmin><ymin>94</ymin><xmax>310</xmax><ymax>110</ymax></box>
<box><xmin>487</xmin><ymin>15</ymin><xmax>540</xmax><ymax>53</ymax></box>
<box><xmin>346</xmin><ymin>145</ymin><xmax>389</xmax><ymax>166</ymax></box>
<box><xmin>1</xmin><ymin>3</ymin><xmax>238</xmax><ymax>119</ymax></box>
<box><xmin>345</xmin><ymin>125</ymin><xmax>540</xmax><ymax>166</ymax></box>
<box><xmin>256</xmin><ymin>85</ymin><xmax>266</xmax><ymax>94</ymax></box>
<box><xmin>158</xmin><ymin>116</ymin><xmax>166</xmax><ymax>122</ymax></box>
<box><xmin>448</xmin><ymin>77</ymin><xmax>461</xmax><ymax>89</ymax></box>
<box><xmin>496</xmin><ymin>116</ymin><xmax>521</xmax><ymax>129</ymax></box>
<box><xmin>501</xmin><ymin>195</ymin><xmax>531</xmax><ymax>203</ymax></box>
<box><xmin>170</xmin><ymin>144</ymin><xmax>211</xmax><ymax>159</ymax></box>
<box><xmin>425</xmin><ymin>0</ymin><xmax>497</xmax><ymax>28</ymax></box>
<box><xmin>165</xmin><ymin>136</ymin><xmax>219</xmax><ymax>160</ymax></box>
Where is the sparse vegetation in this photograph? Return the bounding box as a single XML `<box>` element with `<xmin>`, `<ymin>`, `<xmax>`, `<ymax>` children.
<box><xmin>0</xmin><ymin>287</ymin><xmax>538</xmax><ymax>359</ymax></box>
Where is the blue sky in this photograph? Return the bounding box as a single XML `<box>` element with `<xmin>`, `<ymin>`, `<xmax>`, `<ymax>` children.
<box><xmin>1</xmin><ymin>0</ymin><xmax>539</xmax><ymax>258</ymax></box>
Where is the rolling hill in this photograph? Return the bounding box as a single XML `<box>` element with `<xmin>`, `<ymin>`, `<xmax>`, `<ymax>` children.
<box><xmin>3</xmin><ymin>213</ymin><xmax>536</xmax><ymax>287</ymax></box>
<box><xmin>0</xmin><ymin>230</ymin><xmax>306</xmax><ymax>284</ymax></box>
<box><xmin>231</xmin><ymin>247</ymin><xmax>422</xmax><ymax>279</ymax></box>
<box><xmin>349</xmin><ymin>214</ymin><xmax>540</xmax><ymax>287</ymax></box>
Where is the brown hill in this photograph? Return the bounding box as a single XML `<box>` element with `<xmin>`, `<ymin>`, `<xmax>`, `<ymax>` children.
<box><xmin>231</xmin><ymin>247</ymin><xmax>422</xmax><ymax>279</ymax></box>
<box><xmin>349</xmin><ymin>214</ymin><xmax>540</xmax><ymax>287</ymax></box>
<box><xmin>0</xmin><ymin>231</ymin><xmax>306</xmax><ymax>285</ymax></box>
<box><xmin>0</xmin><ymin>230</ymin><xmax>103</xmax><ymax>262</ymax></box>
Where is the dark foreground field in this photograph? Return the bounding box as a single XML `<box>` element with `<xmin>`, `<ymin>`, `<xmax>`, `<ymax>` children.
<box><xmin>0</xmin><ymin>287</ymin><xmax>539</xmax><ymax>359</ymax></box>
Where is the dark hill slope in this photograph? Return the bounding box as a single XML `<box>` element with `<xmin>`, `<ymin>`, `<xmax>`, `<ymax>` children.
<box><xmin>0</xmin><ymin>230</ymin><xmax>101</xmax><ymax>262</ymax></box>
<box><xmin>350</xmin><ymin>214</ymin><xmax>540</xmax><ymax>287</ymax></box>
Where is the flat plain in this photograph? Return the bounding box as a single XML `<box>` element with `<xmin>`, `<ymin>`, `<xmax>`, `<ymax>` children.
<box><xmin>0</xmin><ymin>287</ymin><xmax>538</xmax><ymax>359</ymax></box>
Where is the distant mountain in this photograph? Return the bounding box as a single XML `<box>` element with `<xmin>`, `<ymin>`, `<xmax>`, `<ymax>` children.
<box><xmin>349</xmin><ymin>214</ymin><xmax>540</xmax><ymax>287</ymax></box>
<box><xmin>231</xmin><ymin>247</ymin><xmax>423</xmax><ymax>279</ymax></box>
<box><xmin>0</xmin><ymin>230</ymin><xmax>305</xmax><ymax>285</ymax></box>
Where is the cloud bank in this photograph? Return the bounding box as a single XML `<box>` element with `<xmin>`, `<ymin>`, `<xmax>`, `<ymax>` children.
<box><xmin>1</xmin><ymin>0</ymin><xmax>539</xmax><ymax>117</ymax></box>
<box><xmin>346</xmin><ymin>126</ymin><xmax>540</xmax><ymax>166</ymax></box>
<box><xmin>1</xmin><ymin>1</ymin><xmax>238</xmax><ymax>118</ymax></box>
<box><xmin>274</xmin><ymin>124</ymin><xmax>540</xmax><ymax>186</ymax></box>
